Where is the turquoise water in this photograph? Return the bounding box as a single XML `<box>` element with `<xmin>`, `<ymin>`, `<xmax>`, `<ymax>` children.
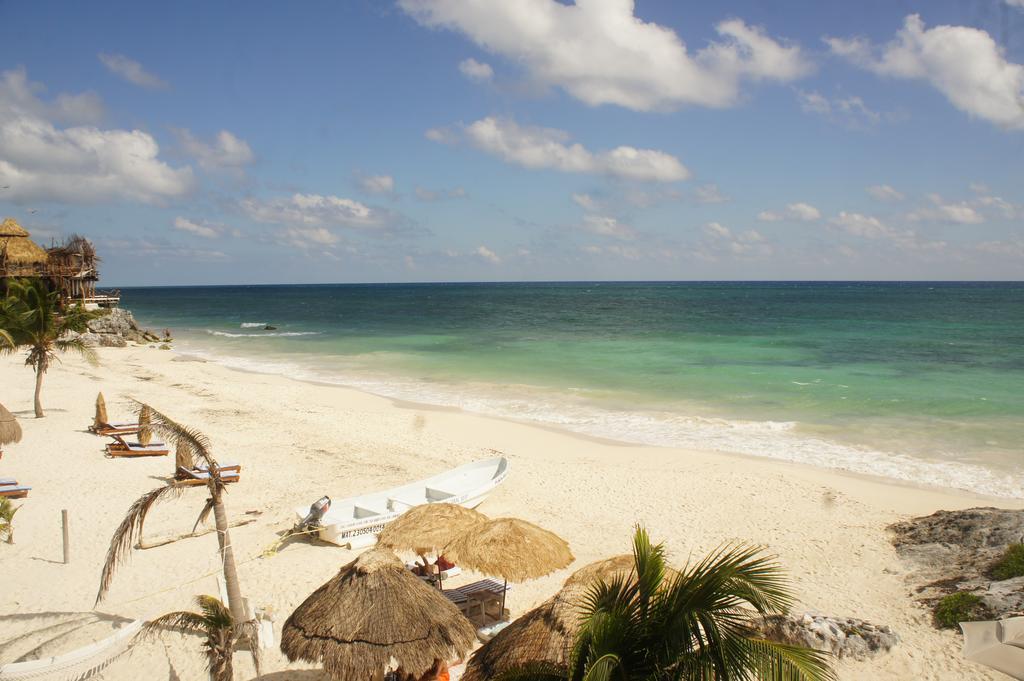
<box><xmin>122</xmin><ymin>282</ymin><xmax>1024</xmax><ymax>497</ymax></box>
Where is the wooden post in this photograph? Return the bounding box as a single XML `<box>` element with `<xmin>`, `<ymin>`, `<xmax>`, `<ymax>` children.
<box><xmin>61</xmin><ymin>509</ymin><xmax>69</xmax><ymax>564</ymax></box>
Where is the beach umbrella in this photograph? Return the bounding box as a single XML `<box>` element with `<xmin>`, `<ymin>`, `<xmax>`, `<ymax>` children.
<box><xmin>137</xmin><ymin>404</ymin><xmax>152</xmax><ymax>447</ymax></box>
<box><xmin>378</xmin><ymin>503</ymin><xmax>488</xmax><ymax>554</ymax></box>
<box><xmin>280</xmin><ymin>548</ymin><xmax>476</xmax><ymax>680</ymax></box>
<box><xmin>961</xmin><ymin>617</ymin><xmax>1024</xmax><ymax>679</ymax></box>
<box><xmin>94</xmin><ymin>392</ymin><xmax>108</xmax><ymax>428</ymax></box>
<box><xmin>463</xmin><ymin>555</ymin><xmax>633</xmax><ymax>681</ymax></box>
<box><xmin>446</xmin><ymin>517</ymin><xmax>574</xmax><ymax>616</ymax></box>
<box><xmin>0</xmin><ymin>402</ymin><xmax>22</xmax><ymax>454</ymax></box>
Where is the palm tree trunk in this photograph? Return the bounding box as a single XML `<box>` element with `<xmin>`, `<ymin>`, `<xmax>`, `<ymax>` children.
<box><xmin>33</xmin><ymin>364</ymin><xmax>45</xmax><ymax>418</ymax></box>
<box><xmin>212</xmin><ymin>495</ymin><xmax>247</xmax><ymax>623</ymax></box>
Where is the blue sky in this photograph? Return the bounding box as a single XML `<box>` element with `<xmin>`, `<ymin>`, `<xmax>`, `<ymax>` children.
<box><xmin>1</xmin><ymin>0</ymin><xmax>1022</xmax><ymax>285</ymax></box>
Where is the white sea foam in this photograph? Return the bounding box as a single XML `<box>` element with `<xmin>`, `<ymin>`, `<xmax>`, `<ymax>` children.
<box><xmin>206</xmin><ymin>330</ymin><xmax>319</xmax><ymax>338</ymax></box>
<box><xmin>240</xmin><ymin>322</ymin><xmax>266</xmax><ymax>328</ymax></box>
<box><xmin>174</xmin><ymin>341</ymin><xmax>1024</xmax><ymax>499</ymax></box>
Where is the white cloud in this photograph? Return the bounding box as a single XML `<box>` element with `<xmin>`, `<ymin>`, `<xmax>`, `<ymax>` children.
<box><xmin>98</xmin><ymin>53</ymin><xmax>167</xmax><ymax>89</ymax></box>
<box><xmin>400</xmin><ymin>0</ymin><xmax>811</xmax><ymax>111</ymax></box>
<box><xmin>701</xmin><ymin>222</ymin><xmax>770</xmax><ymax>257</ymax></box>
<box><xmin>907</xmin><ymin>194</ymin><xmax>985</xmax><ymax>224</ymax></box>
<box><xmin>282</xmin><ymin>227</ymin><xmax>340</xmax><ymax>248</ymax></box>
<box><xmin>424</xmin><ymin>127</ymin><xmax>458</xmax><ymax>144</ymax></box>
<box><xmin>1007</xmin><ymin>0</ymin><xmax>1024</xmax><ymax>9</ymax></box>
<box><xmin>173</xmin><ymin>217</ymin><xmax>219</xmax><ymax>239</ymax></box>
<box><xmin>797</xmin><ymin>90</ymin><xmax>881</xmax><ymax>128</ymax></box>
<box><xmin>977</xmin><ymin>238</ymin><xmax>1024</xmax><ymax>258</ymax></box>
<box><xmin>572</xmin><ymin>193</ymin><xmax>600</xmax><ymax>212</ymax></box>
<box><xmin>827</xmin><ymin>15</ymin><xmax>1024</xmax><ymax>129</ymax></box>
<box><xmin>454</xmin><ymin>116</ymin><xmax>689</xmax><ymax>182</ymax></box>
<box><xmin>476</xmin><ymin>245</ymin><xmax>501</xmax><ymax>264</ymax></box>
<box><xmin>0</xmin><ymin>68</ymin><xmax>193</xmax><ymax>204</ymax></box>
<box><xmin>758</xmin><ymin>202</ymin><xmax>821</xmax><ymax>222</ymax></box>
<box><xmin>458</xmin><ymin>58</ymin><xmax>494</xmax><ymax>82</ymax></box>
<box><xmin>867</xmin><ymin>184</ymin><xmax>905</xmax><ymax>202</ymax></box>
<box><xmin>358</xmin><ymin>174</ymin><xmax>395</xmax><ymax>195</ymax></box>
<box><xmin>240</xmin><ymin>193</ymin><xmax>384</xmax><ymax>230</ymax></box>
<box><xmin>694</xmin><ymin>183</ymin><xmax>728</xmax><ymax>204</ymax></box>
<box><xmin>582</xmin><ymin>214</ymin><xmax>636</xmax><ymax>240</ymax></box>
<box><xmin>176</xmin><ymin>129</ymin><xmax>255</xmax><ymax>170</ymax></box>
<box><xmin>830</xmin><ymin>211</ymin><xmax>892</xmax><ymax>238</ymax></box>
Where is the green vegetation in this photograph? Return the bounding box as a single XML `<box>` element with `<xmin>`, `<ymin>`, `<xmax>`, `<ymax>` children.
<box><xmin>991</xmin><ymin>543</ymin><xmax>1024</xmax><ymax>581</ymax></box>
<box><xmin>500</xmin><ymin>526</ymin><xmax>835</xmax><ymax>681</ymax></box>
<box><xmin>0</xmin><ymin>498</ymin><xmax>18</xmax><ymax>544</ymax></box>
<box><xmin>0</xmin><ymin>279</ymin><xmax>99</xmax><ymax>417</ymax></box>
<box><xmin>141</xmin><ymin>595</ymin><xmax>258</xmax><ymax>681</ymax></box>
<box><xmin>934</xmin><ymin>592</ymin><xmax>986</xmax><ymax>629</ymax></box>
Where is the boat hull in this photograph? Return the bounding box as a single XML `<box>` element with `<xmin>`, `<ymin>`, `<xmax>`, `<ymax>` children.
<box><xmin>294</xmin><ymin>456</ymin><xmax>509</xmax><ymax>548</ymax></box>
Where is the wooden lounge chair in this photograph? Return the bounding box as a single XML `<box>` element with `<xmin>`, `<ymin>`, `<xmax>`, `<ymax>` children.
<box><xmin>443</xmin><ymin>579</ymin><xmax>511</xmax><ymax>624</ymax></box>
<box><xmin>105</xmin><ymin>434</ymin><xmax>169</xmax><ymax>458</ymax></box>
<box><xmin>175</xmin><ymin>466</ymin><xmax>240</xmax><ymax>487</ymax></box>
<box><xmin>0</xmin><ymin>483</ymin><xmax>30</xmax><ymax>499</ymax></box>
<box><xmin>90</xmin><ymin>422</ymin><xmax>140</xmax><ymax>437</ymax></box>
<box><xmin>0</xmin><ymin>478</ymin><xmax>16</xmax><ymax>486</ymax></box>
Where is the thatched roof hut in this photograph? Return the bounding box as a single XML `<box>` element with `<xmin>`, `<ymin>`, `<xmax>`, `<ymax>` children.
<box><xmin>462</xmin><ymin>555</ymin><xmax>637</xmax><ymax>681</ymax></box>
<box><xmin>280</xmin><ymin>548</ymin><xmax>476</xmax><ymax>679</ymax></box>
<box><xmin>0</xmin><ymin>218</ymin><xmax>48</xmax><ymax>277</ymax></box>
<box><xmin>0</xmin><ymin>402</ymin><xmax>22</xmax><ymax>448</ymax></box>
<box><xmin>377</xmin><ymin>502</ymin><xmax>488</xmax><ymax>556</ymax></box>
<box><xmin>445</xmin><ymin>517</ymin><xmax>574</xmax><ymax>583</ymax></box>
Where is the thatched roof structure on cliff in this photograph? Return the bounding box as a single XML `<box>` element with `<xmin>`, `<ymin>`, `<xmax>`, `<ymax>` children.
<box><xmin>0</xmin><ymin>218</ymin><xmax>49</xmax><ymax>276</ymax></box>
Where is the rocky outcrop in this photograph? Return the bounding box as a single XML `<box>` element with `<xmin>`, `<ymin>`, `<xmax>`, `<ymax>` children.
<box><xmin>889</xmin><ymin>507</ymin><xmax>1024</xmax><ymax>621</ymax></box>
<box><xmin>66</xmin><ymin>308</ymin><xmax>162</xmax><ymax>348</ymax></box>
<box><xmin>754</xmin><ymin>613</ymin><xmax>899</xmax><ymax>660</ymax></box>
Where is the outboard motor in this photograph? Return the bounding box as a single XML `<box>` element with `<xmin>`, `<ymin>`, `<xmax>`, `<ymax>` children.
<box><xmin>298</xmin><ymin>496</ymin><xmax>331</xmax><ymax>532</ymax></box>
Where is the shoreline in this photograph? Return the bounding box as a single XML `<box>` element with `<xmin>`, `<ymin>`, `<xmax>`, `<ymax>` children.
<box><xmin>2</xmin><ymin>345</ymin><xmax>1020</xmax><ymax>679</ymax></box>
<box><xmin>168</xmin><ymin>342</ymin><xmax>1024</xmax><ymax>502</ymax></box>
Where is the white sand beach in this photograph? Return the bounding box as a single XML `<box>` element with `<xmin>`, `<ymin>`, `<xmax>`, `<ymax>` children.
<box><xmin>0</xmin><ymin>346</ymin><xmax>1017</xmax><ymax>680</ymax></box>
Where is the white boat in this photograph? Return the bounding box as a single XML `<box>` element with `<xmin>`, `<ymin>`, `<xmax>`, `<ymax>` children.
<box><xmin>294</xmin><ymin>457</ymin><xmax>509</xmax><ymax>547</ymax></box>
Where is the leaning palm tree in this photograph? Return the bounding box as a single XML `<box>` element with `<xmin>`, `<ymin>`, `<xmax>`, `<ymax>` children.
<box><xmin>96</xmin><ymin>405</ymin><xmax>249</xmax><ymax>625</ymax></box>
<box><xmin>499</xmin><ymin>526</ymin><xmax>835</xmax><ymax>681</ymax></box>
<box><xmin>0</xmin><ymin>278</ymin><xmax>99</xmax><ymax>417</ymax></box>
<box><xmin>140</xmin><ymin>595</ymin><xmax>259</xmax><ymax>681</ymax></box>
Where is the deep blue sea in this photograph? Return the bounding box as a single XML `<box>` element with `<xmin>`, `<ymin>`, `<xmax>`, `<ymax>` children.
<box><xmin>122</xmin><ymin>282</ymin><xmax>1024</xmax><ymax>497</ymax></box>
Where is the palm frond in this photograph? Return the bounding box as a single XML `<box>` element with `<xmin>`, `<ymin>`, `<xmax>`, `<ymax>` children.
<box><xmin>234</xmin><ymin>616</ymin><xmax>261</xmax><ymax>677</ymax></box>
<box><xmin>580</xmin><ymin>654</ymin><xmax>623</xmax><ymax>681</ymax></box>
<box><xmin>136</xmin><ymin>403</ymin><xmax>219</xmax><ymax>473</ymax></box>
<box><xmin>95</xmin><ymin>483</ymin><xmax>186</xmax><ymax>604</ymax></box>
<box><xmin>0</xmin><ymin>328</ymin><xmax>13</xmax><ymax>351</ymax></box>
<box><xmin>196</xmin><ymin>595</ymin><xmax>234</xmax><ymax>630</ymax></box>
<box><xmin>139</xmin><ymin>610</ymin><xmax>209</xmax><ymax>641</ymax></box>
<box><xmin>55</xmin><ymin>337</ymin><xmax>99</xmax><ymax>366</ymax></box>
<box><xmin>193</xmin><ymin>497</ymin><xmax>216</xmax><ymax>533</ymax></box>
<box><xmin>743</xmin><ymin>638</ymin><xmax>837</xmax><ymax>681</ymax></box>
<box><xmin>493</xmin><ymin>662</ymin><xmax>568</xmax><ymax>681</ymax></box>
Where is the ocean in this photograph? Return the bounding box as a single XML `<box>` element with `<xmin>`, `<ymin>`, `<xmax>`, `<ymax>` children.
<box><xmin>122</xmin><ymin>282</ymin><xmax>1024</xmax><ymax>498</ymax></box>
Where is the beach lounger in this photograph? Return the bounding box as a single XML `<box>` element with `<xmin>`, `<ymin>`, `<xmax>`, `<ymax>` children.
<box><xmin>89</xmin><ymin>422</ymin><xmax>140</xmax><ymax>436</ymax></box>
<box><xmin>175</xmin><ymin>467</ymin><xmax>240</xmax><ymax>486</ymax></box>
<box><xmin>0</xmin><ymin>484</ymin><xmax>30</xmax><ymax>499</ymax></box>
<box><xmin>105</xmin><ymin>434</ymin><xmax>169</xmax><ymax>458</ymax></box>
<box><xmin>0</xmin><ymin>478</ymin><xmax>16</xmax><ymax>486</ymax></box>
<box><xmin>443</xmin><ymin>579</ymin><xmax>511</xmax><ymax>622</ymax></box>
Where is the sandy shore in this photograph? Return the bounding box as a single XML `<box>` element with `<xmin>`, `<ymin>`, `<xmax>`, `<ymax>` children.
<box><xmin>0</xmin><ymin>346</ymin><xmax>1017</xmax><ymax>680</ymax></box>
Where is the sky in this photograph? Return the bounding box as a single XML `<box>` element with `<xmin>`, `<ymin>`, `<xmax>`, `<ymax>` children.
<box><xmin>1</xmin><ymin>0</ymin><xmax>1023</xmax><ymax>285</ymax></box>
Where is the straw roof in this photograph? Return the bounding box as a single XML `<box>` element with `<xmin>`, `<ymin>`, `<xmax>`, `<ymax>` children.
<box><xmin>377</xmin><ymin>503</ymin><xmax>488</xmax><ymax>555</ymax></box>
<box><xmin>137</xmin><ymin>405</ymin><xmax>152</xmax><ymax>447</ymax></box>
<box><xmin>0</xmin><ymin>402</ymin><xmax>22</xmax><ymax>447</ymax></box>
<box><xmin>280</xmin><ymin>548</ymin><xmax>476</xmax><ymax>679</ymax></box>
<box><xmin>0</xmin><ymin>218</ymin><xmax>48</xmax><ymax>266</ymax></box>
<box><xmin>94</xmin><ymin>393</ymin><xmax>108</xmax><ymax>429</ymax></box>
<box><xmin>445</xmin><ymin>517</ymin><xmax>574</xmax><ymax>583</ymax></box>
<box><xmin>463</xmin><ymin>554</ymin><xmax>679</xmax><ymax>680</ymax></box>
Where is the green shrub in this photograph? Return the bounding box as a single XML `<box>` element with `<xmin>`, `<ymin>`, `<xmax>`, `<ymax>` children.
<box><xmin>934</xmin><ymin>592</ymin><xmax>986</xmax><ymax>629</ymax></box>
<box><xmin>991</xmin><ymin>543</ymin><xmax>1024</xmax><ymax>581</ymax></box>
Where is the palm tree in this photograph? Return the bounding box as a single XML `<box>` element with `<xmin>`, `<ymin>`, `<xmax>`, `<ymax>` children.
<box><xmin>95</xmin><ymin>405</ymin><xmax>249</xmax><ymax>625</ymax></box>
<box><xmin>0</xmin><ymin>278</ymin><xmax>99</xmax><ymax>417</ymax></box>
<box><xmin>140</xmin><ymin>595</ymin><xmax>259</xmax><ymax>681</ymax></box>
<box><xmin>0</xmin><ymin>497</ymin><xmax>19</xmax><ymax>544</ymax></box>
<box><xmin>500</xmin><ymin>527</ymin><xmax>835</xmax><ymax>681</ymax></box>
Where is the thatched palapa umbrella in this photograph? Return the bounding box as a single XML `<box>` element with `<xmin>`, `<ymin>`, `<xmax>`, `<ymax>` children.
<box><xmin>0</xmin><ymin>402</ymin><xmax>22</xmax><ymax>457</ymax></box>
<box><xmin>281</xmin><ymin>548</ymin><xmax>476</xmax><ymax>679</ymax></box>
<box><xmin>377</xmin><ymin>503</ymin><xmax>488</xmax><ymax>589</ymax></box>
<box><xmin>137</xmin><ymin>404</ymin><xmax>152</xmax><ymax>447</ymax></box>
<box><xmin>446</xmin><ymin>517</ymin><xmax>574</xmax><ymax>617</ymax></box>
<box><xmin>94</xmin><ymin>392</ymin><xmax>108</xmax><ymax>429</ymax></box>
<box><xmin>463</xmin><ymin>554</ymin><xmax>646</xmax><ymax>681</ymax></box>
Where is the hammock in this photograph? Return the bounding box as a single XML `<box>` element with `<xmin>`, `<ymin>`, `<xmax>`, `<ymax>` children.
<box><xmin>0</xmin><ymin>620</ymin><xmax>143</xmax><ymax>681</ymax></box>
